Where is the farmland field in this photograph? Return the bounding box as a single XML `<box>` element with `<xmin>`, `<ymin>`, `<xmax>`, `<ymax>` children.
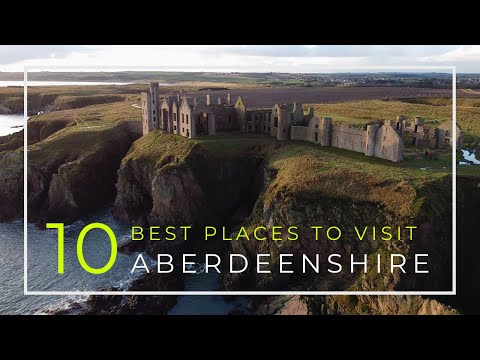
<box><xmin>182</xmin><ymin>86</ymin><xmax>468</xmax><ymax>108</ymax></box>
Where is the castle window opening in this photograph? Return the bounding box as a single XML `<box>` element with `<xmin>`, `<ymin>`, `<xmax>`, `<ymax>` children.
<box><xmin>283</xmin><ymin>128</ymin><xmax>286</xmax><ymax>134</ymax></box>
<box><xmin>186</xmin><ymin>115</ymin><xmax>189</xmax><ymax>124</ymax></box>
<box><xmin>415</xmin><ymin>125</ymin><xmax>418</xmax><ymax>132</ymax></box>
<box><xmin>274</xmin><ymin>117</ymin><xmax>279</xmax><ymax>127</ymax></box>
<box><xmin>396</xmin><ymin>122</ymin><xmax>400</xmax><ymax>130</ymax></box>
<box><xmin>315</xmin><ymin>124</ymin><xmax>319</xmax><ymax>129</ymax></box>
<box><xmin>182</xmin><ymin>114</ymin><xmax>185</xmax><ymax>123</ymax></box>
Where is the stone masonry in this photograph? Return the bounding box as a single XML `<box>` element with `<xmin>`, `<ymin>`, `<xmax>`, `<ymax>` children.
<box><xmin>141</xmin><ymin>82</ymin><xmax>462</xmax><ymax>163</ymax></box>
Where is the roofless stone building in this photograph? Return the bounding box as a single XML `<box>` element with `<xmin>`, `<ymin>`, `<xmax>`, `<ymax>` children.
<box><xmin>141</xmin><ymin>82</ymin><xmax>461</xmax><ymax>163</ymax></box>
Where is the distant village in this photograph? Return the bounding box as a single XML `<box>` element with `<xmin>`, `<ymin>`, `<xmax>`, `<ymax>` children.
<box><xmin>267</xmin><ymin>73</ymin><xmax>458</xmax><ymax>88</ymax></box>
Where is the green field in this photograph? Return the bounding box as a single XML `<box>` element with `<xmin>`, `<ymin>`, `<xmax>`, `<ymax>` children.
<box><xmin>307</xmin><ymin>98</ymin><xmax>480</xmax><ymax>139</ymax></box>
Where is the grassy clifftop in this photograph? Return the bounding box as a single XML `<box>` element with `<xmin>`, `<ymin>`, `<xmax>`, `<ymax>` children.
<box><xmin>122</xmin><ymin>132</ymin><xmax>454</xmax><ymax>307</ymax></box>
<box><xmin>29</xmin><ymin>100</ymin><xmax>141</xmax><ymax>126</ymax></box>
<box><xmin>308</xmin><ymin>98</ymin><xmax>480</xmax><ymax>139</ymax></box>
<box><xmin>128</xmin><ymin>131</ymin><xmax>451</xmax><ymax>220</ymax></box>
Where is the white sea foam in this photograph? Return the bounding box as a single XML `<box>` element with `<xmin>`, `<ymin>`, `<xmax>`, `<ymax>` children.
<box><xmin>461</xmin><ymin>149</ymin><xmax>480</xmax><ymax>165</ymax></box>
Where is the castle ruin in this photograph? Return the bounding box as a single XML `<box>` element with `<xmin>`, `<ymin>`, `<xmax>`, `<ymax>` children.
<box><xmin>141</xmin><ymin>82</ymin><xmax>462</xmax><ymax>163</ymax></box>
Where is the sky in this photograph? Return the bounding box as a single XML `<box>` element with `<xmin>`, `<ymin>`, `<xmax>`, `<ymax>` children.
<box><xmin>0</xmin><ymin>45</ymin><xmax>479</xmax><ymax>73</ymax></box>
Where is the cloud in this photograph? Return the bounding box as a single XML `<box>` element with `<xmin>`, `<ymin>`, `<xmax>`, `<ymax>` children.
<box><xmin>419</xmin><ymin>45</ymin><xmax>480</xmax><ymax>63</ymax></box>
<box><xmin>0</xmin><ymin>45</ymin><xmax>478</xmax><ymax>72</ymax></box>
<box><xmin>0</xmin><ymin>45</ymin><xmax>97</xmax><ymax>65</ymax></box>
<box><xmin>202</xmin><ymin>45</ymin><xmax>458</xmax><ymax>58</ymax></box>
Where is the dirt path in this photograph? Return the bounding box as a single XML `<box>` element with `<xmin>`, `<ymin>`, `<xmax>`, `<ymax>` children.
<box><xmin>460</xmin><ymin>89</ymin><xmax>480</xmax><ymax>95</ymax></box>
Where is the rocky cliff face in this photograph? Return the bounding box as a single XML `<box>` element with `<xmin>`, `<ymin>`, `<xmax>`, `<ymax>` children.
<box><xmin>113</xmin><ymin>132</ymin><xmax>264</xmax><ymax>228</ymax></box>
<box><xmin>222</xmin><ymin>165</ymin><xmax>452</xmax><ymax>290</ymax></box>
<box><xmin>81</xmin><ymin>271</ymin><xmax>185</xmax><ymax>315</ymax></box>
<box><xmin>113</xmin><ymin>158</ymin><xmax>205</xmax><ymax>226</ymax></box>
<box><xmin>449</xmin><ymin>175</ymin><xmax>480</xmax><ymax>314</ymax></box>
<box><xmin>28</xmin><ymin>118</ymin><xmax>76</xmax><ymax>143</ymax></box>
<box><xmin>0</xmin><ymin>123</ymin><xmax>139</xmax><ymax>224</ymax></box>
<box><xmin>0</xmin><ymin>104</ymin><xmax>12</xmax><ymax>114</ymax></box>
<box><xmin>0</xmin><ymin>150</ymin><xmax>24</xmax><ymax>221</ymax></box>
<box><xmin>29</xmin><ymin>125</ymin><xmax>136</xmax><ymax>224</ymax></box>
<box><xmin>1</xmin><ymin>94</ymin><xmax>58</xmax><ymax>115</ymax></box>
<box><xmin>0</xmin><ymin>93</ymin><xmax>127</xmax><ymax>115</ymax></box>
<box><xmin>111</xmin><ymin>132</ymin><xmax>463</xmax><ymax>314</ymax></box>
<box><xmin>110</xmin><ymin>131</ymin><xmax>472</xmax><ymax>314</ymax></box>
<box><xmin>2</xmin><ymin>123</ymin><xmax>474</xmax><ymax>314</ymax></box>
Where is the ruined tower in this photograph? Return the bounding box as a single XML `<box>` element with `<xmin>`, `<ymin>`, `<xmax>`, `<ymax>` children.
<box><xmin>235</xmin><ymin>96</ymin><xmax>247</xmax><ymax>132</ymax></box>
<box><xmin>292</xmin><ymin>102</ymin><xmax>304</xmax><ymax>125</ymax></box>
<box><xmin>415</xmin><ymin>116</ymin><xmax>425</xmax><ymax>126</ymax></box>
<box><xmin>149</xmin><ymin>82</ymin><xmax>160</xmax><ymax>129</ymax></box>
<box><xmin>277</xmin><ymin>107</ymin><xmax>289</xmax><ymax>140</ymax></box>
<box><xmin>365</xmin><ymin>123</ymin><xmax>380</xmax><ymax>157</ymax></box>
<box><xmin>396</xmin><ymin>115</ymin><xmax>405</xmax><ymax>132</ymax></box>
<box><xmin>141</xmin><ymin>92</ymin><xmax>153</xmax><ymax>135</ymax></box>
<box><xmin>319</xmin><ymin>117</ymin><xmax>332</xmax><ymax>146</ymax></box>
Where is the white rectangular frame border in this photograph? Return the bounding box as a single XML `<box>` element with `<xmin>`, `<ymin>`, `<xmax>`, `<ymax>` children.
<box><xmin>24</xmin><ymin>65</ymin><xmax>456</xmax><ymax>296</ymax></box>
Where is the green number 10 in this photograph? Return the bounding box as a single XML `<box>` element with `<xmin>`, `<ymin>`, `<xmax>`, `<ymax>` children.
<box><xmin>46</xmin><ymin>223</ymin><xmax>118</xmax><ymax>275</ymax></box>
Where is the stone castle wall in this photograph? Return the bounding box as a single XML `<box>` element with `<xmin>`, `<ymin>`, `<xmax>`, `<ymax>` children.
<box><xmin>294</xmin><ymin>120</ymin><xmax>402</xmax><ymax>162</ymax></box>
<box><xmin>141</xmin><ymin>83</ymin><xmax>462</xmax><ymax>164</ymax></box>
<box><xmin>290</xmin><ymin>125</ymin><xmax>309</xmax><ymax>141</ymax></box>
<box><xmin>331</xmin><ymin>125</ymin><xmax>366</xmax><ymax>153</ymax></box>
<box><xmin>374</xmin><ymin>124</ymin><xmax>403</xmax><ymax>162</ymax></box>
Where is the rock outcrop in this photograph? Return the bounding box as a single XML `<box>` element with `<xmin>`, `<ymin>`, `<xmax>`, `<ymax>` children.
<box><xmin>0</xmin><ymin>104</ymin><xmax>12</xmax><ymax>114</ymax></box>
<box><xmin>113</xmin><ymin>131</ymin><xmax>264</xmax><ymax>227</ymax></box>
<box><xmin>113</xmin><ymin>158</ymin><xmax>205</xmax><ymax>226</ymax></box>
<box><xmin>82</xmin><ymin>271</ymin><xmax>185</xmax><ymax>315</ymax></box>
<box><xmin>110</xmin><ymin>131</ymin><xmax>463</xmax><ymax>315</ymax></box>
<box><xmin>0</xmin><ymin>123</ymin><xmax>139</xmax><ymax>224</ymax></box>
<box><xmin>1</xmin><ymin>121</ymin><xmax>473</xmax><ymax>315</ymax></box>
<box><xmin>29</xmin><ymin>125</ymin><xmax>136</xmax><ymax>224</ymax></box>
<box><xmin>0</xmin><ymin>131</ymin><xmax>24</xmax><ymax>152</ymax></box>
<box><xmin>52</xmin><ymin>95</ymin><xmax>126</xmax><ymax>111</ymax></box>
<box><xmin>314</xmin><ymin>295</ymin><xmax>458</xmax><ymax>315</ymax></box>
<box><xmin>0</xmin><ymin>150</ymin><xmax>24</xmax><ymax>221</ymax></box>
